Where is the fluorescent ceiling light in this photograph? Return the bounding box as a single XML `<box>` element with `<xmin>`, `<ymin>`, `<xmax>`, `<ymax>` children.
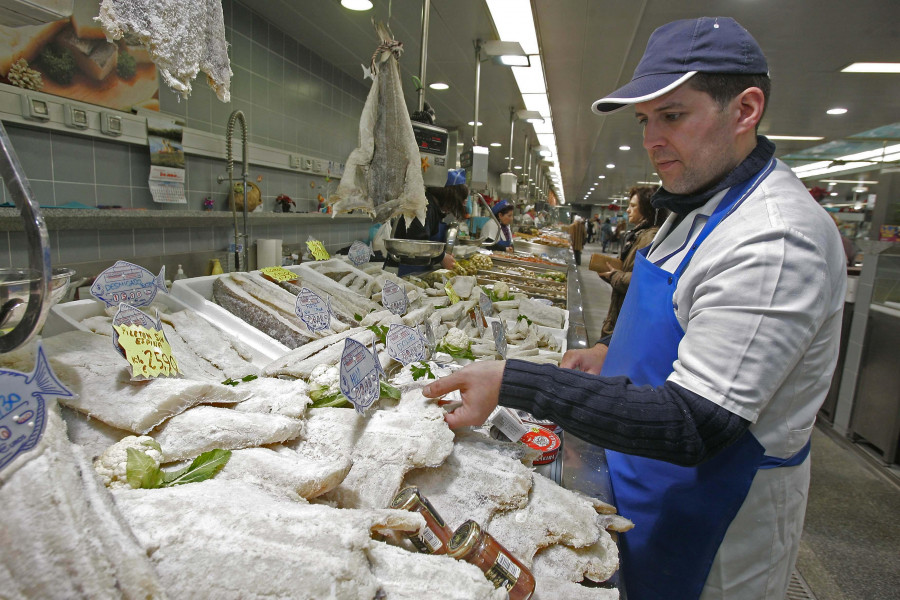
<box><xmin>514</xmin><ymin>165</ymin><xmax>522</xmax><ymax>170</ymax></box>
<box><xmin>841</xmin><ymin>62</ymin><xmax>900</xmax><ymax>73</ymax></box>
<box><xmin>504</xmin><ymin>156</ymin><xmax>513</xmax><ymax>160</ymax></box>
<box><xmin>341</xmin><ymin>0</ymin><xmax>373</xmax><ymax>10</ymax></box>
<box><xmin>530</xmin><ymin>120</ymin><xmax>554</xmax><ymax>134</ymax></box>
<box><xmin>619</xmin><ymin>145</ymin><xmax>631</xmax><ymax>151</ymax></box>
<box><xmin>429</xmin><ymin>82</ymin><xmax>449</xmax><ymax>90</ymax></box>
<box><xmin>490</xmin><ymin>142</ymin><xmax>502</xmax><ymax>147</ymax></box>
<box><xmin>793</xmin><ymin>161</ymin><xmax>876</xmax><ymax>178</ymax></box>
<box><xmin>826</xmin><ymin>108</ymin><xmax>848</xmax><ymax>115</ymax></box>
<box><xmin>820</xmin><ymin>179</ymin><xmax>879</xmax><ymax>184</ymax></box>
<box><xmin>516</xmin><ymin>109</ymin><xmax>543</xmax><ymax>123</ymax></box>
<box><xmin>467</xmin><ymin>121</ymin><xmax>483</xmax><ymax>126</ymax></box>
<box><xmin>637</xmin><ymin>180</ymin><xmax>662</xmax><ymax>185</ymax></box>
<box><xmin>830</xmin><ymin>192</ymin><xmax>839</xmax><ymax>196</ymax></box>
<box><xmin>536</xmin><ymin>133</ymin><xmax>555</xmax><ymax>147</ymax></box>
<box><xmin>606</xmin><ymin>163</ymin><xmax>615</xmax><ymax>169</ymax></box>
<box><xmin>485</xmin><ymin>0</ymin><xmax>539</xmax><ymax>54</ymax></box>
<box><xmin>522</xmin><ymin>93</ymin><xmax>551</xmax><ymax>117</ymax></box>
<box><xmin>597</xmin><ymin>175</ymin><xmax>606</xmax><ymax>179</ymax></box>
<box><xmin>766</xmin><ymin>135</ymin><xmax>824</xmax><ymax>141</ymax></box>
<box><xmin>511</xmin><ymin>55</ymin><xmax>546</xmax><ymax>94</ymax></box>
<box><xmin>499</xmin><ymin>55</ymin><xmax>530</xmax><ymax>66</ymax></box>
<box><xmin>839</xmin><ymin>143</ymin><xmax>900</xmax><ymax>162</ymax></box>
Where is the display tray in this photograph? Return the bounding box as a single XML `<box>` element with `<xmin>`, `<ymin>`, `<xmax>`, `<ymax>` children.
<box><xmin>476</xmin><ymin>269</ymin><xmax>567</xmax><ymax>290</ymax></box>
<box><xmin>489</xmin><ymin>254</ymin><xmax>568</xmax><ymax>272</ymax></box>
<box><xmin>512</xmin><ymin>239</ymin><xmax>572</xmax><ymax>261</ymax></box>
<box><xmin>477</xmin><ymin>277</ymin><xmax>566</xmax><ymax>308</ymax></box>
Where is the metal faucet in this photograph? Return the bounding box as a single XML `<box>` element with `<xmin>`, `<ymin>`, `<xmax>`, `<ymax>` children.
<box><xmin>217</xmin><ymin>110</ymin><xmax>249</xmax><ymax>271</ymax></box>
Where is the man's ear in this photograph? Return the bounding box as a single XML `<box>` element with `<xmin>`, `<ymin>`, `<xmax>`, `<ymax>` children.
<box><xmin>734</xmin><ymin>87</ymin><xmax>765</xmax><ymax>134</ymax></box>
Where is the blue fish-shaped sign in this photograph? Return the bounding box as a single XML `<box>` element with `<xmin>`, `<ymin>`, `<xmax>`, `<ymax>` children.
<box><xmin>112</xmin><ymin>303</ymin><xmax>163</xmax><ymax>358</ymax></box>
<box><xmin>91</xmin><ymin>261</ymin><xmax>167</xmax><ymax>308</ymax></box>
<box><xmin>339</xmin><ymin>337</ymin><xmax>380</xmax><ymax>414</ymax></box>
<box><xmin>0</xmin><ymin>343</ymin><xmax>73</xmax><ymax>473</ymax></box>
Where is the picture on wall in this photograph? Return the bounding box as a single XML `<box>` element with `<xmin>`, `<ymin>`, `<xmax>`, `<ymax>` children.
<box><xmin>0</xmin><ymin>0</ymin><xmax>159</xmax><ymax>112</ymax></box>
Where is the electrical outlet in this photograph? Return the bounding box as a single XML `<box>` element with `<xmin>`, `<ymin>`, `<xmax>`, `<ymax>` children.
<box><xmin>20</xmin><ymin>95</ymin><xmax>50</xmax><ymax>122</ymax></box>
<box><xmin>303</xmin><ymin>158</ymin><xmax>313</xmax><ymax>171</ymax></box>
<box><xmin>289</xmin><ymin>154</ymin><xmax>301</xmax><ymax>168</ymax></box>
<box><xmin>100</xmin><ymin>112</ymin><xmax>122</xmax><ymax>136</ymax></box>
<box><xmin>63</xmin><ymin>104</ymin><xmax>88</xmax><ymax>130</ymax></box>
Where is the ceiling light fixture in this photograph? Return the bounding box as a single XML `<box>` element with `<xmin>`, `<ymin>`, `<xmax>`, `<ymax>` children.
<box><xmin>841</xmin><ymin>62</ymin><xmax>900</xmax><ymax>73</ymax></box>
<box><xmin>516</xmin><ymin>110</ymin><xmax>543</xmax><ymax>124</ymax></box>
<box><xmin>467</xmin><ymin>121</ymin><xmax>483</xmax><ymax>127</ymax></box>
<box><xmin>820</xmin><ymin>179</ymin><xmax>879</xmax><ymax>185</ymax></box>
<box><xmin>766</xmin><ymin>135</ymin><xmax>825</xmax><ymax>141</ymax></box>
<box><xmin>481</xmin><ymin>40</ymin><xmax>530</xmax><ymax>67</ymax></box>
<box><xmin>428</xmin><ymin>82</ymin><xmax>449</xmax><ymax>90</ymax></box>
<box><xmin>340</xmin><ymin>0</ymin><xmax>373</xmax><ymax>10</ymax></box>
<box><xmin>606</xmin><ymin>163</ymin><xmax>615</xmax><ymax>169</ymax></box>
<box><xmin>619</xmin><ymin>145</ymin><xmax>631</xmax><ymax>151</ymax></box>
<box><xmin>826</xmin><ymin>108</ymin><xmax>848</xmax><ymax>115</ymax></box>
<box><xmin>597</xmin><ymin>175</ymin><xmax>606</xmax><ymax>179</ymax></box>
<box><xmin>490</xmin><ymin>142</ymin><xmax>502</xmax><ymax>147</ymax></box>
<box><xmin>514</xmin><ymin>165</ymin><xmax>522</xmax><ymax>170</ymax></box>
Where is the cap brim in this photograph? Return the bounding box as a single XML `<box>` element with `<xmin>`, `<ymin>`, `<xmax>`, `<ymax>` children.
<box><xmin>592</xmin><ymin>71</ymin><xmax>697</xmax><ymax>114</ymax></box>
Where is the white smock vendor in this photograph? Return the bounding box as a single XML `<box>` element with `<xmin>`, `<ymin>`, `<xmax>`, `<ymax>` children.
<box><xmin>423</xmin><ymin>17</ymin><xmax>846</xmax><ymax>600</ymax></box>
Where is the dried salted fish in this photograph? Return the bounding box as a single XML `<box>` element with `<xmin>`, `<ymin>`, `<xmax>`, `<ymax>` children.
<box><xmin>163</xmin><ymin>308</ymin><xmax>259</xmax><ymax>378</ymax></box>
<box><xmin>534</xmin><ymin>579</ymin><xmax>619</xmax><ymax>600</ymax></box>
<box><xmin>263</xmin><ymin>329</ymin><xmax>377</xmax><ymax>381</ymax></box>
<box><xmin>230</xmin><ymin>377</ymin><xmax>312</xmax><ymax>419</ymax></box>
<box><xmin>532</xmin><ymin>532</ymin><xmax>619</xmax><ymax>584</ymax></box>
<box><xmin>328</xmin><ymin>22</ymin><xmax>427</xmax><ymax>226</ymax></box>
<box><xmin>213</xmin><ymin>275</ymin><xmax>313</xmax><ymax>349</ymax></box>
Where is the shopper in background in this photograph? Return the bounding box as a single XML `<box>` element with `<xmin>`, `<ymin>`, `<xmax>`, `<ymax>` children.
<box><xmin>612</xmin><ymin>218</ymin><xmax>626</xmax><ymax>253</ymax></box>
<box><xmin>568</xmin><ymin>215</ymin><xmax>586</xmax><ymax>265</ymax></box>
<box><xmin>600</xmin><ymin>217</ymin><xmax>614</xmax><ymax>253</ymax></box>
<box><xmin>586</xmin><ymin>216</ymin><xmax>596</xmax><ymax>243</ymax></box>
<box><xmin>481</xmin><ymin>200</ymin><xmax>515</xmax><ymax>251</ymax></box>
<box><xmin>424</xmin><ymin>16</ymin><xmax>846</xmax><ymax>600</ymax></box>
<box><xmin>598</xmin><ymin>185</ymin><xmax>667</xmax><ymax>337</ymax></box>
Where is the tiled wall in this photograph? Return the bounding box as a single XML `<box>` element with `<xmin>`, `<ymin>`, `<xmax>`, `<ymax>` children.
<box><xmin>2</xmin><ymin>0</ymin><xmax>373</xmax><ymax>271</ymax></box>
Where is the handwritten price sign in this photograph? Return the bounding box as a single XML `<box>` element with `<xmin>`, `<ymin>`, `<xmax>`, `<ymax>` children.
<box><xmin>113</xmin><ymin>324</ymin><xmax>180</xmax><ymax>379</ymax></box>
<box><xmin>260</xmin><ymin>266</ymin><xmax>299</xmax><ymax>283</ymax></box>
<box><xmin>295</xmin><ymin>287</ymin><xmax>331</xmax><ymax>332</ymax></box>
<box><xmin>386</xmin><ymin>324</ymin><xmax>426</xmax><ymax>366</ymax></box>
<box><xmin>306</xmin><ymin>239</ymin><xmax>330</xmax><ymax>261</ymax></box>
<box><xmin>339</xmin><ymin>337</ymin><xmax>381</xmax><ymax>414</ymax></box>
<box><xmin>382</xmin><ymin>280</ymin><xmax>408</xmax><ymax>315</ymax></box>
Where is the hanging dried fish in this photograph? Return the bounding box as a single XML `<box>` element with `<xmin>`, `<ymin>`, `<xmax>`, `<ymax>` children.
<box><xmin>329</xmin><ymin>22</ymin><xmax>427</xmax><ymax>226</ymax></box>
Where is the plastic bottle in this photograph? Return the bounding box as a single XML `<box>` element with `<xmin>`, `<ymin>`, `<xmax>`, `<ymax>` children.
<box><xmin>174</xmin><ymin>264</ymin><xmax>187</xmax><ymax>280</ymax></box>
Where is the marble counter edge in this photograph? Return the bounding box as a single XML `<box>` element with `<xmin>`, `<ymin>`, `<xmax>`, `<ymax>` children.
<box><xmin>0</xmin><ymin>208</ymin><xmax>373</xmax><ymax>231</ymax></box>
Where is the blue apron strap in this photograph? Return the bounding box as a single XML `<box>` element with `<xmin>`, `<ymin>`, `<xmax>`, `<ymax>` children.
<box><xmin>760</xmin><ymin>438</ymin><xmax>811</xmax><ymax>469</ymax></box>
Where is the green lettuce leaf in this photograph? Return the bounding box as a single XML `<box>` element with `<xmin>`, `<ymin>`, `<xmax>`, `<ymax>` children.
<box><xmin>126</xmin><ymin>448</ymin><xmax>163</xmax><ymax>489</ymax></box>
<box><xmin>162</xmin><ymin>449</ymin><xmax>232</xmax><ymax>487</ymax></box>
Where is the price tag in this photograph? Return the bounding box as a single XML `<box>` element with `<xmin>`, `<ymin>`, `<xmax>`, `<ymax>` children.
<box><xmin>348</xmin><ymin>240</ymin><xmax>373</xmax><ymax>266</ymax></box>
<box><xmin>382</xmin><ymin>280</ymin><xmax>408</xmax><ymax>315</ymax></box>
<box><xmin>386</xmin><ymin>323</ymin><xmax>427</xmax><ymax>366</ymax></box>
<box><xmin>444</xmin><ymin>282</ymin><xmax>461</xmax><ymax>305</ymax></box>
<box><xmin>90</xmin><ymin>260</ymin><xmax>167</xmax><ymax>308</ymax></box>
<box><xmin>0</xmin><ymin>343</ymin><xmax>73</xmax><ymax>473</ymax></box>
<box><xmin>295</xmin><ymin>287</ymin><xmax>331</xmax><ymax>332</ymax></box>
<box><xmin>422</xmin><ymin>320</ymin><xmax>435</xmax><ymax>357</ymax></box>
<box><xmin>339</xmin><ymin>337</ymin><xmax>381</xmax><ymax>414</ymax></box>
<box><xmin>111</xmin><ymin>303</ymin><xmax>163</xmax><ymax>359</ymax></box>
<box><xmin>114</xmin><ymin>324</ymin><xmax>180</xmax><ymax>379</ymax></box>
<box><xmin>468</xmin><ymin>306</ymin><xmax>486</xmax><ymax>336</ymax></box>
<box><xmin>489</xmin><ymin>407</ymin><xmax>530</xmax><ymax>442</ymax></box>
<box><xmin>306</xmin><ymin>239</ymin><xmax>330</xmax><ymax>261</ymax></box>
<box><xmin>260</xmin><ymin>266</ymin><xmax>299</xmax><ymax>283</ymax></box>
<box><xmin>492</xmin><ymin>320</ymin><xmax>507</xmax><ymax>360</ymax></box>
<box><xmin>479</xmin><ymin>291</ymin><xmax>494</xmax><ymax>317</ymax></box>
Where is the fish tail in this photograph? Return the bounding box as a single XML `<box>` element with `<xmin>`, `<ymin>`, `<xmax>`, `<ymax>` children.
<box><xmin>156</xmin><ymin>266</ymin><xmax>168</xmax><ymax>294</ymax></box>
<box><xmin>26</xmin><ymin>343</ymin><xmax>73</xmax><ymax>399</ymax></box>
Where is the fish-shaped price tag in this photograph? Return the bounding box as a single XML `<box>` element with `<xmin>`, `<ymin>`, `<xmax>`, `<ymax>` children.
<box><xmin>382</xmin><ymin>280</ymin><xmax>408</xmax><ymax>315</ymax></box>
<box><xmin>421</xmin><ymin>320</ymin><xmax>435</xmax><ymax>358</ymax></box>
<box><xmin>492</xmin><ymin>320</ymin><xmax>508</xmax><ymax>360</ymax></box>
<box><xmin>386</xmin><ymin>323</ymin><xmax>426</xmax><ymax>366</ymax></box>
<box><xmin>113</xmin><ymin>324</ymin><xmax>180</xmax><ymax>380</ymax></box>
<box><xmin>339</xmin><ymin>337</ymin><xmax>381</xmax><ymax>414</ymax></box>
<box><xmin>111</xmin><ymin>303</ymin><xmax>163</xmax><ymax>359</ymax></box>
<box><xmin>295</xmin><ymin>287</ymin><xmax>331</xmax><ymax>332</ymax></box>
<box><xmin>306</xmin><ymin>238</ymin><xmax>330</xmax><ymax>261</ymax></box>
<box><xmin>260</xmin><ymin>266</ymin><xmax>299</xmax><ymax>283</ymax></box>
<box><xmin>348</xmin><ymin>240</ymin><xmax>373</xmax><ymax>266</ymax></box>
<box><xmin>479</xmin><ymin>291</ymin><xmax>494</xmax><ymax>317</ymax></box>
<box><xmin>444</xmin><ymin>282</ymin><xmax>461</xmax><ymax>305</ymax></box>
<box><xmin>91</xmin><ymin>260</ymin><xmax>167</xmax><ymax>308</ymax></box>
<box><xmin>0</xmin><ymin>343</ymin><xmax>73</xmax><ymax>473</ymax></box>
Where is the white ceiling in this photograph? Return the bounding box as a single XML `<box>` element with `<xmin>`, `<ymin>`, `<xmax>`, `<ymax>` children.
<box><xmin>254</xmin><ymin>0</ymin><xmax>900</xmax><ymax>206</ymax></box>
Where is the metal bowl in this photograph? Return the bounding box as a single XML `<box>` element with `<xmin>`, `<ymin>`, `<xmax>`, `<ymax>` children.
<box><xmin>384</xmin><ymin>239</ymin><xmax>445</xmax><ymax>266</ymax></box>
<box><xmin>0</xmin><ymin>267</ymin><xmax>75</xmax><ymax>331</ymax></box>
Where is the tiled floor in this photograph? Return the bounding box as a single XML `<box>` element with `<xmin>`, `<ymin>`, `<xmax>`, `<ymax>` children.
<box><xmin>576</xmin><ymin>242</ymin><xmax>900</xmax><ymax>600</ymax></box>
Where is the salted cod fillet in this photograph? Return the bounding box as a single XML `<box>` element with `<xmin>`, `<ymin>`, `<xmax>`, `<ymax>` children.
<box><xmin>162</xmin><ymin>308</ymin><xmax>260</xmax><ymax>378</ymax></box>
<box><xmin>532</xmin><ymin>531</ymin><xmax>619</xmax><ymax>584</ymax></box>
<box><xmin>0</xmin><ymin>332</ymin><xmax>249</xmax><ymax>434</ymax></box>
<box><xmin>534</xmin><ymin>579</ymin><xmax>619</xmax><ymax>600</ymax></box>
<box><xmin>365</xmin><ymin>542</ymin><xmax>507</xmax><ymax>600</ymax></box>
<box><xmin>113</xmin><ymin>479</ymin><xmax>424</xmax><ymax>600</ymax></box>
<box><xmin>0</xmin><ymin>402</ymin><xmax>164</xmax><ymax>599</ymax></box>
<box><xmin>328</xmin><ymin>22</ymin><xmax>427</xmax><ymax>226</ymax></box>
<box><xmin>97</xmin><ymin>0</ymin><xmax>232</xmax><ymax>101</ymax></box>
<box><xmin>213</xmin><ymin>275</ymin><xmax>313</xmax><ymax>349</ymax></box>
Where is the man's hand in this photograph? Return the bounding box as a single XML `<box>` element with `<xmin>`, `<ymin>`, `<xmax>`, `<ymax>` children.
<box><xmin>441</xmin><ymin>254</ymin><xmax>457</xmax><ymax>270</ymax></box>
<box><xmin>598</xmin><ymin>268</ymin><xmax>619</xmax><ymax>283</ymax></box>
<box><xmin>423</xmin><ymin>361</ymin><xmax>505</xmax><ymax>428</ymax></box>
<box><xmin>560</xmin><ymin>344</ymin><xmax>608</xmax><ymax>375</ymax></box>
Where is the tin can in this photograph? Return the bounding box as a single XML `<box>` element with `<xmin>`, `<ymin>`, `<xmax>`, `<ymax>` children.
<box><xmin>390</xmin><ymin>486</ymin><xmax>453</xmax><ymax>555</ymax></box>
<box><xmin>447</xmin><ymin>520</ymin><xmax>535</xmax><ymax>600</ymax></box>
<box><xmin>520</xmin><ymin>424</ymin><xmax>561</xmax><ymax>465</ymax></box>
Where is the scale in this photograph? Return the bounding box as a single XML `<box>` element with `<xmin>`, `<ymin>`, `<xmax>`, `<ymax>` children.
<box><xmin>412</xmin><ymin>122</ymin><xmax>449</xmax><ymax>187</ymax></box>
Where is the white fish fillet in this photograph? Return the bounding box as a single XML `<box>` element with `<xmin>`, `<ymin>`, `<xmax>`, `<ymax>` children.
<box><xmin>264</xmin><ymin>329</ymin><xmax>377</xmax><ymax>380</ymax></box>
<box><xmin>0</xmin><ymin>332</ymin><xmax>249</xmax><ymax>434</ymax></box>
<box><xmin>163</xmin><ymin>309</ymin><xmax>259</xmax><ymax>378</ymax></box>
<box><xmin>113</xmin><ymin>479</ymin><xmax>424</xmax><ymax>599</ymax></box>
<box><xmin>405</xmin><ymin>430</ymin><xmax>534</xmax><ymax>530</ymax></box>
<box><xmin>534</xmin><ymin>578</ymin><xmax>619</xmax><ymax>600</ymax></box>
<box><xmin>294</xmin><ymin>263</ymin><xmax>383</xmax><ymax>314</ymax></box>
<box><xmin>532</xmin><ymin>532</ymin><xmax>619</xmax><ymax>584</ymax></box>
<box><xmin>231</xmin><ymin>377</ymin><xmax>312</xmax><ymax>418</ymax></box>
<box><xmin>0</xmin><ymin>403</ymin><xmax>164</xmax><ymax>599</ymax></box>
<box><xmin>487</xmin><ymin>473</ymin><xmax>604</xmax><ymax>566</ymax></box>
<box><xmin>235</xmin><ymin>272</ymin><xmax>348</xmax><ymax>337</ymax></box>
<box><xmin>328</xmin><ymin>23</ymin><xmax>427</xmax><ymax>226</ymax></box>
<box><xmin>518</xmin><ymin>298</ymin><xmax>566</xmax><ymax>329</ymax></box>
<box><xmin>60</xmin><ymin>405</ymin><xmax>129</xmax><ymax>460</ymax></box>
<box><xmin>217</xmin><ymin>446</ymin><xmax>351</xmax><ymax>501</ymax></box>
<box><xmin>365</xmin><ymin>541</ymin><xmax>507</xmax><ymax>600</ymax></box>
<box><xmin>97</xmin><ymin>0</ymin><xmax>232</xmax><ymax>101</ymax></box>
<box><xmin>151</xmin><ymin>405</ymin><xmax>305</xmax><ymax>462</ymax></box>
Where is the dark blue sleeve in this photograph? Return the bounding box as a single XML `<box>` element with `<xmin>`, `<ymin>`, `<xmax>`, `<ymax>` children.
<box><xmin>499</xmin><ymin>359</ymin><xmax>749</xmax><ymax>466</ymax></box>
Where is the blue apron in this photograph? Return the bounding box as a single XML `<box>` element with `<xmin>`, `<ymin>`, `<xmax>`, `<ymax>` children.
<box><xmin>494</xmin><ymin>226</ymin><xmax>513</xmax><ymax>250</ymax></box>
<box><xmin>601</xmin><ymin>159</ymin><xmax>808</xmax><ymax>600</ymax></box>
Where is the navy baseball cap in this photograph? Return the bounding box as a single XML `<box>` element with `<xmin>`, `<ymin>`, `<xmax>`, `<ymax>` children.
<box><xmin>592</xmin><ymin>17</ymin><xmax>768</xmax><ymax>115</ymax></box>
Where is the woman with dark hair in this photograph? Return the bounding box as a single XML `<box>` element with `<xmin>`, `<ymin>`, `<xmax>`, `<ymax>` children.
<box><xmin>598</xmin><ymin>185</ymin><xmax>668</xmax><ymax>337</ymax></box>
<box><xmin>387</xmin><ymin>169</ymin><xmax>470</xmax><ymax>276</ymax></box>
<box><xmin>481</xmin><ymin>199</ymin><xmax>515</xmax><ymax>251</ymax></box>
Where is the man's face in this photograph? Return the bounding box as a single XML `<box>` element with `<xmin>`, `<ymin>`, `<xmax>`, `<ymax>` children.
<box><xmin>635</xmin><ymin>84</ymin><xmax>739</xmax><ymax>195</ymax></box>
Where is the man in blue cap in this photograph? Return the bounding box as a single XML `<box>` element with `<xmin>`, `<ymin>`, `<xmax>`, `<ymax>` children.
<box><xmin>423</xmin><ymin>17</ymin><xmax>845</xmax><ymax>599</ymax></box>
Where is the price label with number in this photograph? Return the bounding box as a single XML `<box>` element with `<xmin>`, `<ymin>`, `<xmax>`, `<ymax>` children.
<box><xmin>260</xmin><ymin>266</ymin><xmax>299</xmax><ymax>283</ymax></box>
<box><xmin>295</xmin><ymin>287</ymin><xmax>331</xmax><ymax>332</ymax></box>
<box><xmin>339</xmin><ymin>337</ymin><xmax>380</xmax><ymax>414</ymax></box>
<box><xmin>114</xmin><ymin>324</ymin><xmax>180</xmax><ymax>379</ymax></box>
<box><xmin>306</xmin><ymin>239</ymin><xmax>331</xmax><ymax>261</ymax></box>
<box><xmin>386</xmin><ymin>323</ymin><xmax>427</xmax><ymax>366</ymax></box>
<box><xmin>348</xmin><ymin>240</ymin><xmax>373</xmax><ymax>266</ymax></box>
<box><xmin>492</xmin><ymin>320</ymin><xmax>507</xmax><ymax>360</ymax></box>
<box><xmin>382</xmin><ymin>280</ymin><xmax>409</xmax><ymax>315</ymax></box>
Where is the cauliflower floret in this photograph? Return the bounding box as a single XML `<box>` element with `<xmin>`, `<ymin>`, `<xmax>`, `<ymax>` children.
<box><xmin>493</xmin><ymin>281</ymin><xmax>509</xmax><ymax>299</ymax></box>
<box><xmin>442</xmin><ymin>327</ymin><xmax>470</xmax><ymax>349</ymax></box>
<box><xmin>94</xmin><ymin>435</ymin><xmax>162</xmax><ymax>489</ymax></box>
<box><xmin>309</xmin><ymin>363</ymin><xmax>339</xmax><ymax>389</ymax></box>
